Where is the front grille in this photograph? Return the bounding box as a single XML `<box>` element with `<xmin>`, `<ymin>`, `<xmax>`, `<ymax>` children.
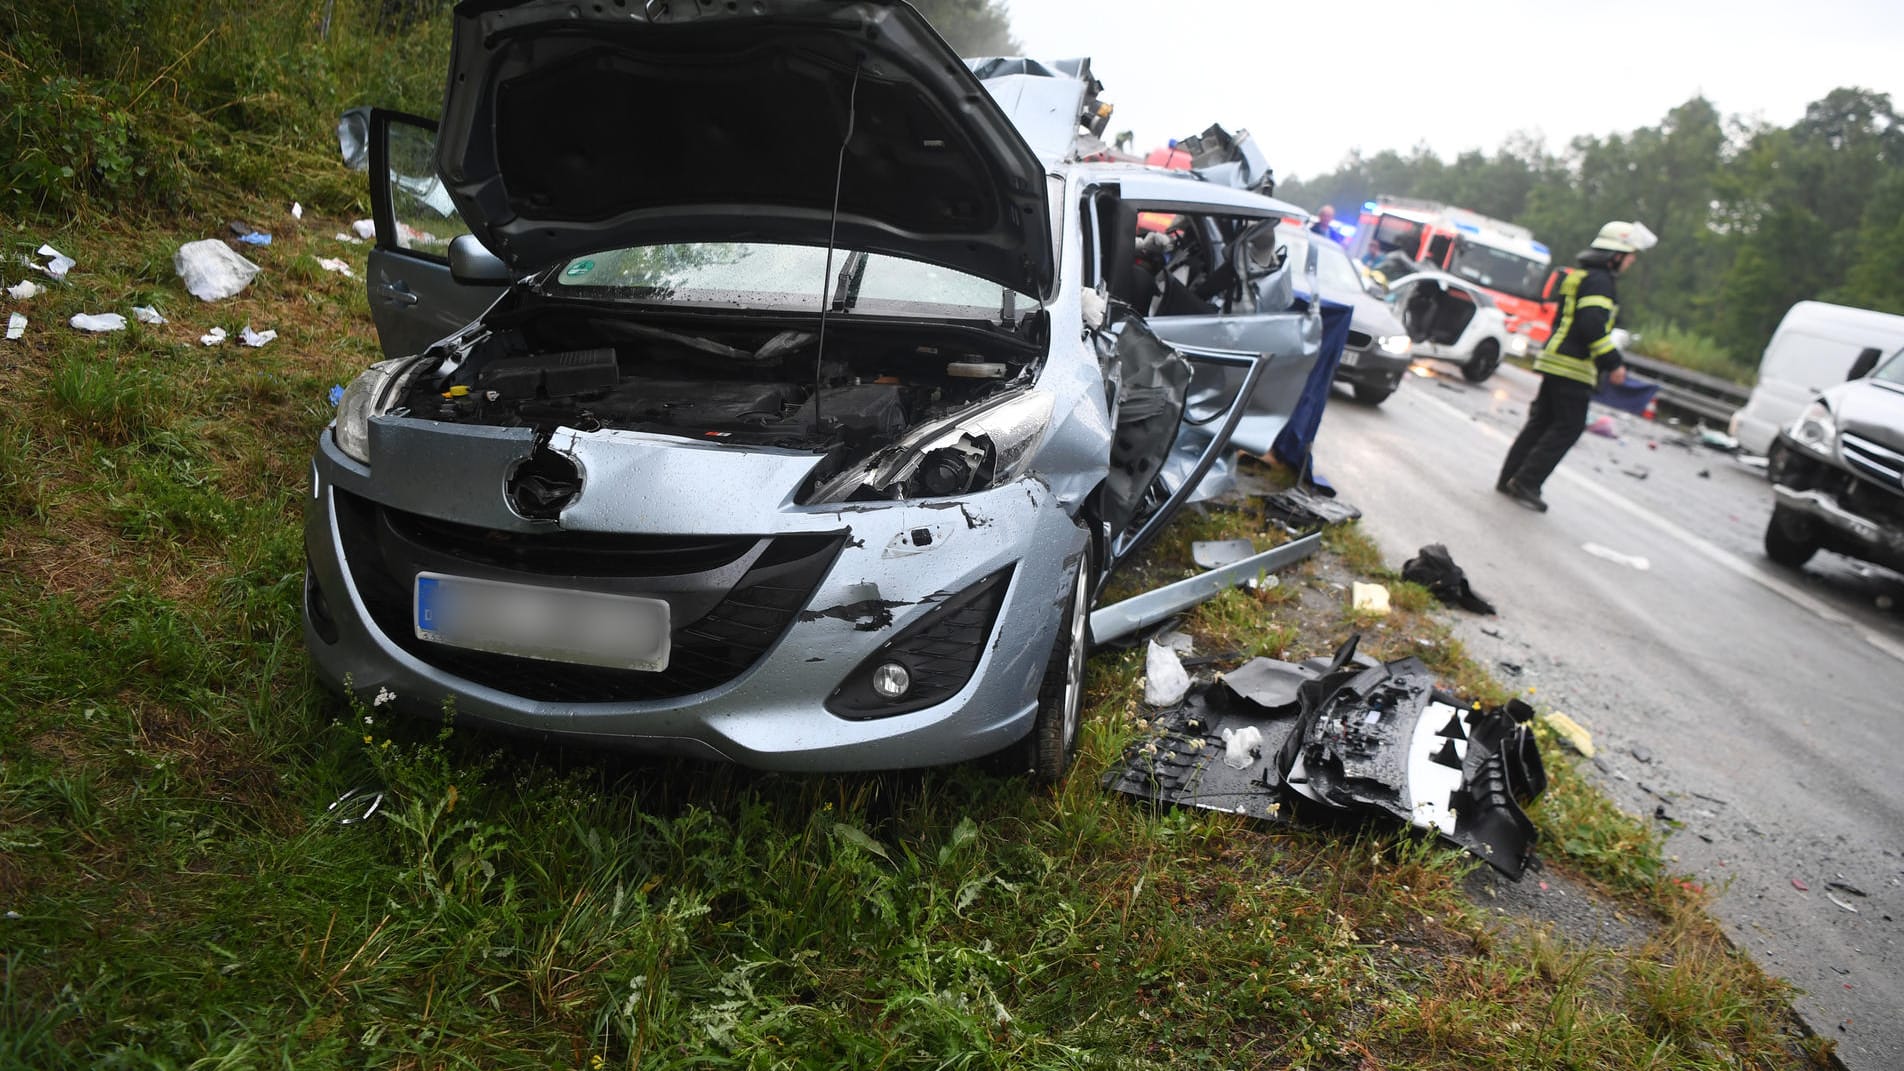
<box><xmin>333</xmin><ymin>490</ymin><xmax>843</xmax><ymax>703</ymax></box>
<box><xmin>1346</xmin><ymin>330</ymin><xmax>1373</xmax><ymax>350</ymax></box>
<box><xmin>1842</xmin><ymin>433</ymin><xmax>1904</xmax><ymax>489</ymax></box>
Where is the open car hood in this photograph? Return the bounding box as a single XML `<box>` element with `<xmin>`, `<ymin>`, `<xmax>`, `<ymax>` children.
<box><xmin>438</xmin><ymin>0</ymin><xmax>1055</xmax><ymax>300</ymax></box>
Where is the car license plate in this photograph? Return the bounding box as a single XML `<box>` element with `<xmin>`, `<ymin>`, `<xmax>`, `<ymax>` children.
<box><xmin>414</xmin><ymin>572</ymin><xmax>670</xmax><ymax>671</ymax></box>
<box><xmin>1339</xmin><ymin>349</ymin><xmax>1360</xmax><ymax>367</ymax></box>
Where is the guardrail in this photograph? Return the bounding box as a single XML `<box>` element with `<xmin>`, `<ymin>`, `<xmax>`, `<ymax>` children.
<box><xmin>1622</xmin><ymin>352</ymin><xmax>1751</xmax><ymax>428</ymax></box>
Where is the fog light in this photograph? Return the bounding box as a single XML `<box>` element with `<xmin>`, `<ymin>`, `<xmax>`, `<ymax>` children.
<box><xmin>872</xmin><ymin>662</ymin><xmax>912</xmax><ymax>699</ymax></box>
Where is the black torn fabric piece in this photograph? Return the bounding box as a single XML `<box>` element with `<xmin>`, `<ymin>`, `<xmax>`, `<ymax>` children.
<box><xmin>1262</xmin><ymin>486</ymin><xmax>1362</xmax><ymax>530</ymax></box>
<box><xmin>1401</xmin><ymin>543</ymin><xmax>1498</xmax><ymax>615</ymax></box>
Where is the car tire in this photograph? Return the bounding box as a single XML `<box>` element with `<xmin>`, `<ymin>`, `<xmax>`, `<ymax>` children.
<box><xmin>1353</xmin><ymin>383</ymin><xmax>1394</xmax><ymax>406</ymax></box>
<box><xmin>1764</xmin><ymin>504</ymin><xmax>1820</xmax><ymax>568</ymax></box>
<box><xmin>1020</xmin><ymin>540</ymin><xmax>1095</xmax><ymax>785</ymax></box>
<box><xmin>1463</xmin><ymin>340</ymin><xmax>1502</xmax><ymax>383</ymax></box>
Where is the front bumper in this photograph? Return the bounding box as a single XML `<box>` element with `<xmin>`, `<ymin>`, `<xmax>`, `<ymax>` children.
<box><xmin>1769</xmin><ymin>437</ymin><xmax>1904</xmax><ymax>570</ymax></box>
<box><xmin>303</xmin><ymin>425</ymin><xmax>1088</xmax><ymax>771</ymax></box>
<box><xmin>1332</xmin><ymin>344</ymin><xmax>1410</xmax><ymax>390</ymax></box>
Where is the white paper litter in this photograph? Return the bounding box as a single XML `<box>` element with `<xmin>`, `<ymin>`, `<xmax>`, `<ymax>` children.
<box><xmin>174</xmin><ymin>239</ymin><xmax>261</xmax><ymax>302</ymax></box>
<box><xmin>291</xmin><ymin>202</ymin><xmax>304</xmax><ymax>220</ymax></box>
<box><xmin>1351</xmin><ymin>582</ymin><xmax>1391</xmax><ymax>615</ymax></box>
<box><xmin>200</xmin><ymin>326</ymin><xmax>228</xmax><ymax>346</ymax></box>
<box><xmin>1220</xmin><ymin>725</ymin><xmax>1264</xmax><ymax>770</ymax></box>
<box><xmin>333</xmin><ymin>232</ymin><xmax>363</xmax><ymax>245</ymax></box>
<box><xmin>35</xmin><ymin>244</ymin><xmax>76</xmax><ymax>280</ymax></box>
<box><xmin>350</xmin><ymin>219</ymin><xmax>376</xmax><ymax>240</ymax></box>
<box><xmin>70</xmin><ymin>312</ymin><xmax>127</xmax><ymax>333</ymax></box>
<box><xmin>7</xmin><ymin>280</ymin><xmax>43</xmax><ymax>300</ymax></box>
<box><xmin>240</xmin><ymin>325</ymin><xmax>277</xmax><ymax>348</ymax></box>
<box><xmin>5</xmin><ymin>313</ymin><xmax>24</xmax><ymax>341</ymax></box>
<box><xmin>1143</xmin><ymin>640</ymin><xmax>1192</xmax><ymax>707</ymax></box>
<box><xmin>132</xmin><ymin>305</ymin><xmax>167</xmax><ymax>325</ymax></box>
<box><xmin>1581</xmin><ymin>543</ymin><xmax>1651</xmax><ymax>571</ymax></box>
<box><xmin>317</xmin><ymin>257</ymin><xmax>355</xmax><ymax>278</ymax></box>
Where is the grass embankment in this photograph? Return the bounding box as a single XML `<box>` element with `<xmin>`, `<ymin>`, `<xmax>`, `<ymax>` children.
<box><xmin>0</xmin><ymin>210</ymin><xmax>1821</xmax><ymax>1067</ymax></box>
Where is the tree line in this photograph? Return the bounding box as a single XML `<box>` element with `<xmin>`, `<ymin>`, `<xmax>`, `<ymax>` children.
<box><xmin>1279</xmin><ymin>88</ymin><xmax>1904</xmax><ymax>375</ymax></box>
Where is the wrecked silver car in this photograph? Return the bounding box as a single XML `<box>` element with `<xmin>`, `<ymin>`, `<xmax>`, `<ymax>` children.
<box><xmin>304</xmin><ymin>1</ymin><xmax>1321</xmax><ymax>781</ymax></box>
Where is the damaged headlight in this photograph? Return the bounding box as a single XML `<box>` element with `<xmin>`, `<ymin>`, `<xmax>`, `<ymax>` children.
<box><xmin>333</xmin><ymin>357</ymin><xmax>426</xmax><ymax>465</ymax></box>
<box><xmin>1791</xmin><ymin>400</ymin><xmax>1838</xmax><ymax>456</ymax></box>
<box><xmin>810</xmin><ymin>389</ymin><xmax>1055</xmax><ymax>503</ymax></box>
<box><xmin>1377</xmin><ymin>334</ymin><xmax>1412</xmax><ymax>357</ymax></box>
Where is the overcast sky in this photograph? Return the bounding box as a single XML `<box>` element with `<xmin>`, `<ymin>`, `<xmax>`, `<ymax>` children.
<box><xmin>1008</xmin><ymin>0</ymin><xmax>1904</xmax><ymax>189</ymax></box>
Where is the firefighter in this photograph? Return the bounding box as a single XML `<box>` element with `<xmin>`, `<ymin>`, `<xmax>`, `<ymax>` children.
<box><xmin>1496</xmin><ymin>220</ymin><xmax>1658</xmax><ymax>512</ymax></box>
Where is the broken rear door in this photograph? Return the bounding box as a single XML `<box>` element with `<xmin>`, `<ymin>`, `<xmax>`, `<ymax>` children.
<box><xmin>366</xmin><ymin>109</ymin><xmax>503</xmax><ymax>358</ymax></box>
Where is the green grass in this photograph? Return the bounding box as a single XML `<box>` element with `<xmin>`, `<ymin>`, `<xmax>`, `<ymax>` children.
<box><xmin>1628</xmin><ymin>320</ymin><xmax>1756</xmax><ymax>385</ymax></box>
<box><xmin>0</xmin><ymin>209</ymin><xmax>1817</xmax><ymax>1069</ymax></box>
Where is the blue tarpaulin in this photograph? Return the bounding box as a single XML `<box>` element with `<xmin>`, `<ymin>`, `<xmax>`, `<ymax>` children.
<box><xmin>1272</xmin><ymin>297</ymin><xmax>1355</xmax><ymax>481</ymax></box>
<box><xmin>1594</xmin><ymin>374</ymin><xmax>1661</xmax><ymax>416</ymax></box>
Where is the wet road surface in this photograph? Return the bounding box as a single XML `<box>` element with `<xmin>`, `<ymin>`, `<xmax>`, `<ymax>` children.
<box><xmin>1316</xmin><ymin>360</ymin><xmax>1904</xmax><ymax>1068</ymax></box>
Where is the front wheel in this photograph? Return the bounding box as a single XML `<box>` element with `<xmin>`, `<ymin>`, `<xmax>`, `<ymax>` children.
<box><xmin>1763</xmin><ymin>504</ymin><xmax>1820</xmax><ymax>568</ymax></box>
<box><xmin>1463</xmin><ymin>340</ymin><xmax>1502</xmax><ymax>383</ymax></box>
<box><xmin>1018</xmin><ymin>541</ymin><xmax>1095</xmax><ymax>784</ymax></box>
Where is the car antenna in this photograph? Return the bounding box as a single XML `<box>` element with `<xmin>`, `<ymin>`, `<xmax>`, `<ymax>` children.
<box><xmin>813</xmin><ymin>58</ymin><xmax>864</xmax><ymax>433</ymax></box>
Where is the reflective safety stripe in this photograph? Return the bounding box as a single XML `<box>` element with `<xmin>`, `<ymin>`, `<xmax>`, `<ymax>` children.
<box><xmin>1589</xmin><ymin>335</ymin><xmax>1618</xmax><ymax>356</ymax></box>
<box><xmin>1576</xmin><ymin>295</ymin><xmax>1615</xmax><ymax>312</ymax></box>
<box><xmin>1534</xmin><ymin>350</ymin><xmax>1598</xmax><ymax>385</ymax></box>
<box><xmin>1533</xmin><ymin>267</ymin><xmax>1618</xmax><ymax>386</ymax></box>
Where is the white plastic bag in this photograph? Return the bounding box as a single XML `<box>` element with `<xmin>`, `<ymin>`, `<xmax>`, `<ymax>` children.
<box><xmin>7</xmin><ymin>280</ymin><xmax>43</xmax><ymax>300</ymax></box>
<box><xmin>35</xmin><ymin>244</ymin><xmax>75</xmax><ymax>280</ymax></box>
<box><xmin>1143</xmin><ymin>640</ymin><xmax>1192</xmax><ymax>707</ymax></box>
<box><xmin>174</xmin><ymin>239</ymin><xmax>260</xmax><ymax>302</ymax></box>
<box><xmin>1220</xmin><ymin>726</ymin><xmax>1264</xmax><ymax>770</ymax></box>
<box><xmin>317</xmin><ymin>257</ymin><xmax>355</xmax><ymax>278</ymax></box>
<box><xmin>350</xmin><ymin>219</ymin><xmax>376</xmax><ymax>240</ymax></box>
<box><xmin>132</xmin><ymin>305</ymin><xmax>167</xmax><ymax>325</ymax></box>
<box><xmin>5</xmin><ymin>313</ymin><xmax>24</xmax><ymax>341</ymax></box>
<box><xmin>70</xmin><ymin>312</ymin><xmax>127</xmax><ymax>333</ymax></box>
<box><xmin>240</xmin><ymin>325</ymin><xmax>277</xmax><ymax>348</ymax></box>
<box><xmin>200</xmin><ymin>326</ymin><xmax>227</xmax><ymax>346</ymax></box>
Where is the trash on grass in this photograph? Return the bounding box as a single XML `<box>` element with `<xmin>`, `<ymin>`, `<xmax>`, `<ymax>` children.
<box><xmin>1351</xmin><ymin>582</ymin><xmax>1391</xmax><ymax>615</ymax></box>
<box><xmin>175</xmin><ymin>239</ymin><xmax>261</xmax><ymax>302</ymax></box>
<box><xmin>237</xmin><ymin>232</ymin><xmax>273</xmax><ymax>246</ymax></box>
<box><xmin>240</xmin><ymin>325</ymin><xmax>277</xmax><ymax>348</ymax></box>
<box><xmin>326</xmin><ymin>786</ymin><xmax>384</xmax><ymax>825</ymax></box>
<box><xmin>1581</xmin><ymin>543</ymin><xmax>1651</xmax><ymax>571</ymax></box>
<box><xmin>1192</xmin><ymin>539</ymin><xmax>1256</xmax><ymax>570</ymax></box>
<box><xmin>1401</xmin><ymin>543</ymin><xmax>1497</xmax><ymax>615</ymax></box>
<box><xmin>33</xmin><ymin>244</ymin><xmax>76</xmax><ymax>280</ymax></box>
<box><xmin>1263</xmin><ymin>485</ymin><xmax>1362</xmax><ymax>530</ymax></box>
<box><xmin>1220</xmin><ymin>725</ymin><xmax>1263</xmax><ymax>770</ymax></box>
<box><xmin>1218</xmin><ymin>657</ymin><xmax>1314</xmax><ymax>715</ymax></box>
<box><xmin>69</xmin><ymin>312</ymin><xmax>127</xmax><ymax>332</ymax></box>
<box><xmin>291</xmin><ymin>202</ymin><xmax>304</xmax><ymax>220</ymax></box>
<box><xmin>200</xmin><ymin>326</ymin><xmax>228</xmax><ymax>346</ymax></box>
<box><xmin>351</xmin><ymin>219</ymin><xmax>376</xmax><ymax>240</ymax></box>
<box><xmin>317</xmin><ymin>256</ymin><xmax>355</xmax><ymax>278</ymax></box>
<box><xmin>1538</xmin><ymin>712</ymin><xmax>1595</xmax><ymax>757</ymax></box>
<box><xmin>1144</xmin><ymin>640</ymin><xmax>1192</xmax><ymax>707</ymax></box>
<box><xmin>5</xmin><ymin>313</ymin><xmax>24</xmax><ymax>341</ymax></box>
<box><xmin>1106</xmin><ymin>637</ymin><xmax>1550</xmax><ymax>878</ymax></box>
<box><xmin>132</xmin><ymin>305</ymin><xmax>166</xmax><ymax>325</ymax></box>
<box><xmin>1155</xmin><ymin>629</ymin><xmax>1195</xmax><ymax>656</ymax></box>
<box><xmin>334</xmin><ymin>232</ymin><xmax>364</xmax><ymax>245</ymax></box>
<box><xmin>1586</xmin><ymin>414</ymin><xmax>1619</xmax><ymax>439</ymax></box>
<box><xmin>327</xmin><ymin>384</ymin><xmax>345</xmax><ymax>406</ymax></box>
<box><xmin>7</xmin><ymin>280</ymin><xmax>43</xmax><ymax>300</ymax></box>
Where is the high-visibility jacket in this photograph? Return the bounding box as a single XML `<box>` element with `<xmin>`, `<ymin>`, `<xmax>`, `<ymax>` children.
<box><xmin>1534</xmin><ymin>263</ymin><xmax>1622</xmax><ymax>387</ymax></box>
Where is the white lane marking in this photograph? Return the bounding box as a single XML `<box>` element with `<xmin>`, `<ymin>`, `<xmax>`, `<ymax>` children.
<box><xmin>1407</xmin><ymin>387</ymin><xmax>1904</xmax><ymax>666</ymax></box>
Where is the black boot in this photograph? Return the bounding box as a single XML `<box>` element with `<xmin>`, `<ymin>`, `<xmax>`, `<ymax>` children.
<box><xmin>1505</xmin><ymin>480</ymin><xmax>1548</xmax><ymax>513</ymax></box>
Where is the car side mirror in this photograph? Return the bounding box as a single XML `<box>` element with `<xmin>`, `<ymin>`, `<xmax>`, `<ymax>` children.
<box><xmin>449</xmin><ymin>234</ymin><xmax>512</xmax><ymax>286</ymax></box>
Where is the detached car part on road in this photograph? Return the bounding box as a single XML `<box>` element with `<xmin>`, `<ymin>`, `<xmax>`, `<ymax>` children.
<box><xmin>1764</xmin><ymin>346</ymin><xmax>1904</xmax><ymax>574</ymax></box>
<box><xmin>305</xmin><ymin>1</ymin><xmax>1324</xmax><ymax>782</ymax></box>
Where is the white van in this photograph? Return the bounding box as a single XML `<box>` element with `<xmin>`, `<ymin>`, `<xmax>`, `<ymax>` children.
<box><xmin>1732</xmin><ymin>301</ymin><xmax>1904</xmax><ymax>455</ymax></box>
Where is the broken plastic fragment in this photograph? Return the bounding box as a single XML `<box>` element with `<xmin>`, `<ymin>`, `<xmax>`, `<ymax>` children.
<box><xmin>240</xmin><ymin>325</ymin><xmax>277</xmax><ymax>348</ymax></box>
<box><xmin>1586</xmin><ymin>414</ymin><xmax>1618</xmax><ymax>439</ymax></box>
<box><xmin>200</xmin><ymin>326</ymin><xmax>228</xmax><ymax>346</ymax></box>
<box><xmin>1538</xmin><ymin>712</ymin><xmax>1595</xmax><ymax>758</ymax></box>
<box><xmin>35</xmin><ymin>244</ymin><xmax>76</xmax><ymax>279</ymax></box>
<box><xmin>7</xmin><ymin>280</ymin><xmax>43</xmax><ymax>300</ymax></box>
<box><xmin>1792</xmin><ymin>877</ymin><xmax>1810</xmax><ymax>892</ymax></box>
<box><xmin>1827</xmin><ymin>893</ymin><xmax>1859</xmax><ymax>914</ymax></box>
<box><xmin>317</xmin><ymin>256</ymin><xmax>355</xmax><ymax>278</ymax></box>
<box><xmin>1220</xmin><ymin>725</ymin><xmax>1263</xmax><ymax>770</ymax></box>
<box><xmin>328</xmin><ymin>384</ymin><xmax>345</xmax><ymax>406</ymax></box>
<box><xmin>237</xmin><ymin>231</ymin><xmax>273</xmax><ymax>246</ymax></box>
<box><xmin>1143</xmin><ymin>640</ymin><xmax>1191</xmax><ymax>707</ymax></box>
<box><xmin>1351</xmin><ymin>582</ymin><xmax>1391</xmax><ymax>615</ymax></box>
<box><xmin>132</xmin><ymin>305</ymin><xmax>166</xmax><ymax>325</ymax></box>
<box><xmin>69</xmin><ymin>312</ymin><xmax>127</xmax><ymax>333</ymax></box>
<box><xmin>5</xmin><ymin>313</ymin><xmax>24</xmax><ymax>341</ymax></box>
<box><xmin>1193</xmin><ymin>539</ymin><xmax>1256</xmax><ymax>570</ymax></box>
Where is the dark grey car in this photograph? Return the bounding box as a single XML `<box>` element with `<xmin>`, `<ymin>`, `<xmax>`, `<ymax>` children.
<box><xmin>1278</xmin><ymin>226</ymin><xmax>1413</xmax><ymax>404</ymax></box>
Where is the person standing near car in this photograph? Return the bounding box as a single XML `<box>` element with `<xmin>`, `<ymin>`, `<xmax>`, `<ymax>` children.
<box><xmin>1496</xmin><ymin>220</ymin><xmax>1658</xmax><ymax>512</ymax></box>
<box><xmin>1309</xmin><ymin>204</ymin><xmax>1337</xmax><ymax>240</ymax></box>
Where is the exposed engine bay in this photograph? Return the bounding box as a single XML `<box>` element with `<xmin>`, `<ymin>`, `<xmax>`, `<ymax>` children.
<box><xmin>387</xmin><ymin>305</ymin><xmax>1051</xmax><ymax>504</ymax></box>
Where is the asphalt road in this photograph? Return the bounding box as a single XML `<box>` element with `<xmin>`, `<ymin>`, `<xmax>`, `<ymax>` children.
<box><xmin>1315</xmin><ymin>360</ymin><xmax>1904</xmax><ymax>1068</ymax></box>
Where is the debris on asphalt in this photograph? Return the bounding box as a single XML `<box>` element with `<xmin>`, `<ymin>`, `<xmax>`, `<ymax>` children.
<box><xmin>32</xmin><ymin>244</ymin><xmax>76</xmax><ymax>280</ymax></box>
<box><xmin>1827</xmin><ymin>893</ymin><xmax>1860</xmax><ymax>914</ymax></box>
<box><xmin>1192</xmin><ymin>539</ymin><xmax>1256</xmax><ymax>570</ymax></box>
<box><xmin>1581</xmin><ymin>542</ymin><xmax>1651</xmax><ymax>571</ymax></box>
<box><xmin>7</xmin><ymin>280</ymin><xmax>43</xmax><ymax>300</ymax></box>
<box><xmin>69</xmin><ymin>312</ymin><xmax>127</xmax><ymax>333</ymax></box>
<box><xmin>1481</xmin><ymin>626</ymin><xmax>1504</xmax><ymax>638</ymax></box>
<box><xmin>5</xmin><ymin>313</ymin><xmax>24</xmax><ymax>341</ymax></box>
<box><xmin>1539</xmin><ymin>712</ymin><xmax>1595</xmax><ymax>757</ymax></box>
<box><xmin>1263</xmin><ymin>486</ymin><xmax>1362</xmax><ymax>530</ymax></box>
<box><xmin>1143</xmin><ymin>640</ymin><xmax>1192</xmax><ymax>707</ymax></box>
<box><xmin>132</xmin><ymin>305</ymin><xmax>166</xmax><ymax>325</ymax></box>
<box><xmin>1697</xmin><ymin>427</ymin><xmax>1741</xmax><ymax>452</ymax></box>
<box><xmin>200</xmin><ymin>326</ymin><xmax>228</xmax><ymax>346</ymax></box>
<box><xmin>1586</xmin><ymin>414</ymin><xmax>1619</xmax><ymax>439</ymax></box>
<box><xmin>1106</xmin><ymin>639</ymin><xmax>1551</xmax><ymax>878</ymax></box>
<box><xmin>1351</xmin><ymin>582</ymin><xmax>1391</xmax><ymax>614</ymax></box>
<box><xmin>175</xmin><ymin>239</ymin><xmax>261</xmax><ymax>301</ymax></box>
<box><xmin>1620</xmin><ymin>465</ymin><xmax>1650</xmax><ymax>480</ymax></box>
<box><xmin>1827</xmin><ymin>880</ymin><xmax>1869</xmax><ymax>898</ymax></box>
<box><xmin>1630</xmin><ymin>744</ymin><xmax>1653</xmax><ymax>764</ymax></box>
<box><xmin>1792</xmin><ymin>878</ymin><xmax>1811</xmax><ymax>892</ymax></box>
<box><xmin>317</xmin><ymin>256</ymin><xmax>356</xmax><ymax>278</ymax></box>
<box><xmin>1498</xmin><ymin>661</ymin><xmax>1523</xmax><ymax>676</ymax></box>
<box><xmin>239</xmin><ymin>325</ymin><xmax>278</xmax><ymax>348</ymax></box>
<box><xmin>1698</xmin><ymin>468</ymin><xmax>1711</xmax><ymax>478</ymax></box>
<box><xmin>1401</xmin><ymin>543</ymin><xmax>1497</xmax><ymax>614</ymax></box>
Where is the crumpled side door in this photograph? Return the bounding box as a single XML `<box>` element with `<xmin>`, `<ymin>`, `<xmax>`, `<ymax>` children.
<box><xmin>365</xmin><ymin>109</ymin><xmax>503</xmax><ymax>358</ymax></box>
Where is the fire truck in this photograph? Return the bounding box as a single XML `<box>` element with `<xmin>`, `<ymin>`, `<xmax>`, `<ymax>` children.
<box><xmin>1346</xmin><ymin>196</ymin><xmax>1557</xmax><ymax>343</ymax></box>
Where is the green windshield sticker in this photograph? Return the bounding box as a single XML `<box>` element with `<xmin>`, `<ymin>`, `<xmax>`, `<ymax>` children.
<box><xmin>564</xmin><ymin>260</ymin><xmax>596</xmax><ymax>278</ymax></box>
